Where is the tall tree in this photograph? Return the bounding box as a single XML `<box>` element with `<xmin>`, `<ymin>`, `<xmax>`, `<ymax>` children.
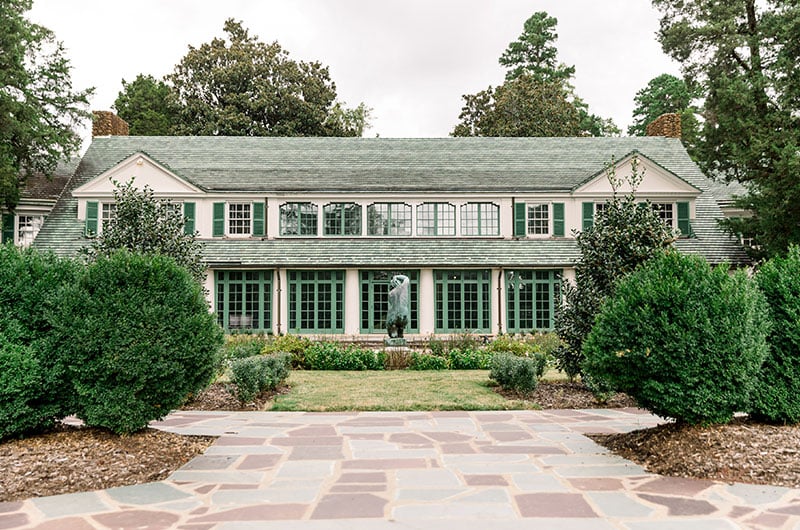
<box><xmin>113</xmin><ymin>74</ymin><xmax>180</xmax><ymax>135</ymax></box>
<box><xmin>0</xmin><ymin>0</ymin><xmax>92</xmax><ymax>209</ymax></box>
<box><xmin>628</xmin><ymin>73</ymin><xmax>700</xmax><ymax>151</ymax></box>
<box><xmin>165</xmin><ymin>19</ymin><xmax>370</xmax><ymax>137</ymax></box>
<box><xmin>453</xmin><ymin>11</ymin><xmax>616</xmax><ymax>137</ymax></box>
<box><xmin>653</xmin><ymin>0</ymin><xmax>800</xmax><ymax>257</ymax></box>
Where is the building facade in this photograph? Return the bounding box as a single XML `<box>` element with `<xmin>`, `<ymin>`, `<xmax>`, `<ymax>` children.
<box><xmin>33</xmin><ymin>135</ymin><xmax>748</xmax><ymax>339</ymax></box>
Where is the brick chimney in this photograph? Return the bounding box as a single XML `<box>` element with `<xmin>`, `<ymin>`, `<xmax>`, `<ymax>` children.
<box><xmin>92</xmin><ymin>110</ymin><xmax>129</xmax><ymax>137</ymax></box>
<box><xmin>645</xmin><ymin>113</ymin><xmax>681</xmax><ymax>139</ymax></box>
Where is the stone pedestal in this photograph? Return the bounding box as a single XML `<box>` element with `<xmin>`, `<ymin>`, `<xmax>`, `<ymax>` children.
<box><xmin>384</xmin><ymin>337</ymin><xmax>407</xmax><ymax>348</ymax></box>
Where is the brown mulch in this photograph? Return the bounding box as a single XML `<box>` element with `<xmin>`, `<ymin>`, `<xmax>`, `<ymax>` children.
<box><xmin>3</xmin><ymin>381</ymin><xmax>800</xmax><ymax>502</ymax></box>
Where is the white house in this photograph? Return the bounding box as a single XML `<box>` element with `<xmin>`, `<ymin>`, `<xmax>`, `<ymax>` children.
<box><xmin>33</xmin><ymin>124</ymin><xmax>748</xmax><ymax>339</ymax></box>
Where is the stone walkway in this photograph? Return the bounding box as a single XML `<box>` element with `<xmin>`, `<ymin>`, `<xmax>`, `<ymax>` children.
<box><xmin>3</xmin><ymin>409</ymin><xmax>800</xmax><ymax>529</ymax></box>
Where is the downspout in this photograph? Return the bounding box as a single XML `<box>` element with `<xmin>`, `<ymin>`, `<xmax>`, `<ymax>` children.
<box><xmin>275</xmin><ymin>267</ymin><xmax>282</xmax><ymax>335</ymax></box>
<box><xmin>497</xmin><ymin>268</ymin><xmax>504</xmax><ymax>335</ymax></box>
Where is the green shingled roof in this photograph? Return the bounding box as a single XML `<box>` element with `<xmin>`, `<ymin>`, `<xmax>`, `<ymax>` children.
<box><xmin>33</xmin><ymin>136</ymin><xmax>749</xmax><ymax>265</ymax></box>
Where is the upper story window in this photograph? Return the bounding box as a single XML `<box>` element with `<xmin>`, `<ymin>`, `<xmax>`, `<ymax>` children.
<box><xmin>212</xmin><ymin>201</ymin><xmax>264</xmax><ymax>237</ymax></box>
<box><xmin>17</xmin><ymin>215</ymin><xmax>44</xmax><ymax>247</ymax></box>
<box><xmin>651</xmin><ymin>202</ymin><xmax>674</xmax><ymax>227</ymax></box>
<box><xmin>100</xmin><ymin>203</ymin><xmax>117</xmax><ymax>232</ymax></box>
<box><xmin>527</xmin><ymin>203</ymin><xmax>550</xmax><ymax>236</ymax></box>
<box><xmin>417</xmin><ymin>203</ymin><xmax>455</xmax><ymax>236</ymax></box>
<box><xmin>367</xmin><ymin>203</ymin><xmax>412</xmax><ymax>236</ymax></box>
<box><xmin>324</xmin><ymin>202</ymin><xmax>361</xmax><ymax>236</ymax></box>
<box><xmin>461</xmin><ymin>202</ymin><xmax>499</xmax><ymax>236</ymax></box>
<box><xmin>280</xmin><ymin>202</ymin><xmax>318</xmax><ymax>236</ymax></box>
<box><xmin>228</xmin><ymin>203</ymin><xmax>251</xmax><ymax>235</ymax></box>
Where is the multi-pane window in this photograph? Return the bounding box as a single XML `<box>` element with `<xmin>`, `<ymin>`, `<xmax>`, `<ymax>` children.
<box><xmin>417</xmin><ymin>203</ymin><xmax>455</xmax><ymax>236</ymax></box>
<box><xmin>281</xmin><ymin>202</ymin><xmax>318</xmax><ymax>236</ymax></box>
<box><xmin>506</xmin><ymin>270</ymin><xmax>561</xmax><ymax>332</ymax></box>
<box><xmin>228</xmin><ymin>203</ymin><xmax>252</xmax><ymax>235</ymax></box>
<box><xmin>367</xmin><ymin>203</ymin><xmax>412</xmax><ymax>236</ymax></box>
<box><xmin>434</xmin><ymin>270</ymin><xmax>491</xmax><ymax>332</ymax></box>
<box><xmin>100</xmin><ymin>203</ymin><xmax>117</xmax><ymax>232</ymax></box>
<box><xmin>527</xmin><ymin>204</ymin><xmax>550</xmax><ymax>235</ymax></box>
<box><xmin>215</xmin><ymin>270</ymin><xmax>272</xmax><ymax>331</ymax></box>
<box><xmin>287</xmin><ymin>270</ymin><xmax>345</xmax><ymax>333</ymax></box>
<box><xmin>652</xmin><ymin>203</ymin><xmax>674</xmax><ymax>227</ymax></box>
<box><xmin>360</xmin><ymin>270</ymin><xmax>419</xmax><ymax>333</ymax></box>
<box><xmin>324</xmin><ymin>202</ymin><xmax>361</xmax><ymax>236</ymax></box>
<box><xmin>17</xmin><ymin>215</ymin><xmax>44</xmax><ymax>247</ymax></box>
<box><xmin>460</xmin><ymin>203</ymin><xmax>499</xmax><ymax>236</ymax></box>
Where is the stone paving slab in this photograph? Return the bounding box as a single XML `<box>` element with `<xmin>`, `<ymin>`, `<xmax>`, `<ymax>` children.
<box><xmin>4</xmin><ymin>409</ymin><xmax>800</xmax><ymax>529</ymax></box>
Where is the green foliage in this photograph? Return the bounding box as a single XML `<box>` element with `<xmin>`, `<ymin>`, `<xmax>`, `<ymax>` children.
<box><xmin>262</xmin><ymin>334</ymin><xmax>313</xmax><ymax>368</ymax></box>
<box><xmin>653</xmin><ymin>0</ymin><xmax>800</xmax><ymax>258</ymax></box>
<box><xmin>750</xmin><ymin>246</ymin><xmax>800</xmax><ymax>423</ymax></box>
<box><xmin>219</xmin><ymin>334</ymin><xmax>270</xmax><ymax>372</ymax></box>
<box><xmin>82</xmin><ymin>180</ymin><xmax>205</xmax><ymax>283</ymax></box>
<box><xmin>0</xmin><ymin>342</ymin><xmax>51</xmax><ymax>440</ymax></box>
<box><xmin>304</xmin><ymin>342</ymin><xmax>386</xmax><ymax>371</ymax></box>
<box><xmin>583</xmin><ymin>251</ymin><xmax>770</xmax><ymax>425</ymax></box>
<box><xmin>447</xmin><ymin>348</ymin><xmax>493</xmax><ymax>370</ymax></box>
<box><xmin>409</xmin><ymin>352</ymin><xmax>449</xmax><ymax>371</ymax></box>
<box><xmin>426</xmin><ymin>332</ymin><xmax>483</xmax><ymax>355</ymax></box>
<box><xmin>166</xmin><ymin>19</ymin><xmax>370</xmax><ymax>137</ymax></box>
<box><xmin>52</xmin><ymin>251</ymin><xmax>224</xmax><ymax>434</ymax></box>
<box><xmin>555</xmin><ymin>157</ymin><xmax>677</xmax><ymax>379</ymax></box>
<box><xmin>229</xmin><ymin>352</ymin><xmax>291</xmax><ymax>404</ymax></box>
<box><xmin>113</xmin><ymin>74</ymin><xmax>180</xmax><ymax>135</ymax></box>
<box><xmin>499</xmin><ymin>11</ymin><xmax>575</xmax><ymax>83</ymax></box>
<box><xmin>489</xmin><ymin>352</ymin><xmax>547</xmax><ymax>394</ymax></box>
<box><xmin>0</xmin><ymin>0</ymin><xmax>92</xmax><ymax>209</ymax></box>
<box><xmin>628</xmin><ymin>73</ymin><xmax>700</xmax><ymax>151</ymax></box>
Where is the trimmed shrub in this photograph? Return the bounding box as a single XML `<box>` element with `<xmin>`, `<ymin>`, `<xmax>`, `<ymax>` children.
<box><xmin>0</xmin><ymin>342</ymin><xmax>50</xmax><ymax>439</ymax></box>
<box><xmin>304</xmin><ymin>342</ymin><xmax>385</xmax><ymax>370</ymax></box>
<box><xmin>488</xmin><ymin>352</ymin><xmax>547</xmax><ymax>394</ymax></box>
<box><xmin>229</xmin><ymin>352</ymin><xmax>291</xmax><ymax>404</ymax></box>
<box><xmin>409</xmin><ymin>352</ymin><xmax>449</xmax><ymax>370</ymax></box>
<box><xmin>262</xmin><ymin>334</ymin><xmax>313</xmax><ymax>368</ymax></box>
<box><xmin>448</xmin><ymin>347</ymin><xmax>493</xmax><ymax>369</ymax></box>
<box><xmin>52</xmin><ymin>251</ymin><xmax>224</xmax><ymax>434</ymax></box>
<box><xmin>750</xmin><ymin>246</ymin><xmax>800</xmax><ymax>423</ymax></box>
<box><xmin>583</xmin><ymin>251</ymin><xmax>770</xmax><ymax>425</ymax></box>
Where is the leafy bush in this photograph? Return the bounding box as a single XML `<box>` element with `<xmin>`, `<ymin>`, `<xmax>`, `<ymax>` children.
<box><xmin>426</xmin><ymin>333</ymin><xmax>483</xmax><ymax>355</ymax></box>
<box><xmin>448</xmin><ymin>347</ymin><xmax>493</xmax><ymax>369</ymax></box>
<box><xmin>409</xmin><ymin>352</ymin><xmax>450</xmax><ymax>370</ymax></box>
<box><xmin>583</xmin><ymin>251</ymin><xmax>770</xmax><ymax>425</ymax></box>
<box><xmin>304</xmin><ymin>342</ymin><xmax>385</xmax><ymax>370</ymax></box>
<box><xmin>0</xmin><ymin>342</ymin><xmax>51</xmax><ymax>440</ymax></box>
<box><xmin>219</xmin><ymin>334</ymin><xmax>270</xmax><ymax>372</ymax></box>
<box><xmin>263</xmin><ymin>334</ymin><xmax>313</xmax><ymax>368</ymax></box>
<box><xmin>750</xmin><ymin>246</ymin><xmax>800</xmax><ymax>423</ymax></box>
<box><xmin>229</xmin><ymin>352</ymin><xmax>291</xmax><ymax>404</ymax></box>
<box><xmin>489</xmin><ymin>352</ymin><xmax>547</xmax><ymax>394</ymax></box>
<box><xmin>52</xmin><ymin>251</ymin><xmax>224</xmax><ymax>434</ymax></box>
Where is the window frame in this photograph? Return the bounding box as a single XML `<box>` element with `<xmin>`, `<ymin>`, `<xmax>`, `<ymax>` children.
<box><xmin>323</xmin><ymin>202</ymin><xmax>362</xmax><ymax>236</ymax></box>
<box><xmin>227</xmin><ymin>202</ymin><xmax>252</xmax><ymax>236</ymax></box>
<box><xmin>215</xmin><ymin>270</ymin><xmax>273</xmax><ymax>332</ymax></box>
<box><xmin>287</xmin><ymin>270</ymin><xmax>345</xmax><ymax>333</ymax></box>
<box><xmin>651</xmin><ymin>202</ymin><xmax>675</xmax><ymax>228</ymax></box>
<box><xmin>434</xmin><ymin>269</ymin><xmax>492</xmax><ymax>333</ymax></box>
<box><xmin>280</xmin><ymin>202</ymin><xmax>318</xmax><ymax>236</ymax></box>
<box><xmin>15</xmin><ymin>214</ymin><xmax>45</xmax><ymax>248</ymax></box>
<box><xmin>359</xmin><ymin>270</ymin><xmax>420</xmax><ymax>333</ymax></box>
<box><xmin>460</xmin><ymin>202</ymin><xmax>499</xmax><ymax>236</ymax></box>
<box><xmin>416</xmin><ymin>202</ymin><xmax>456</xmax><ymax>236</ymax></box>
<box><xmin>505</xmin><ymin>269</ymin><xmax>561</xmax><ymax>332</ymax></box>
<box><xmin>526</xmin><ymin>203</ymin><xmax>550</xmax><ymax>236</ymax></box>
<box><xmin>367</xmin><ymin>202</ymin><xmax>412</xmax><ymax>236</ymax></box>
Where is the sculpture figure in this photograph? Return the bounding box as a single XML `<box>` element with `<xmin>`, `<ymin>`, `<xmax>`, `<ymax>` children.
<box><xmin>386</xmin><ymin>274</ymin><xmax>410</xmax><ymax>338</ymax></box>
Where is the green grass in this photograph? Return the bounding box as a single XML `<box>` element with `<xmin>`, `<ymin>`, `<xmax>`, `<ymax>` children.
<box><xmin>269</xmin><ymin>370</ymin><xmax>545</xmax><ymax>411</ymax></box>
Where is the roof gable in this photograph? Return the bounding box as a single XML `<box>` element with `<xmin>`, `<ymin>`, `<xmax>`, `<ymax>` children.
<box><xmin>72</xmin><ymin>152</ymin><xmax>204</xmax><ymax>197</ymax></box>
<box><xmin>573</xmin><ymin>151</ymin><xmax>701</xmax><ymax>196</ymax></box>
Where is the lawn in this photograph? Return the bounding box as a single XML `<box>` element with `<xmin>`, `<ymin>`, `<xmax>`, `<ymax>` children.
<box><xmin>269</xmin><ymin>369</ymin><xmax>544</xmax><ymax>411</ymax></box>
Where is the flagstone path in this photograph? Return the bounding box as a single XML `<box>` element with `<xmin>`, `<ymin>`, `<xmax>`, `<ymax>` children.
<box><xmin>3</xmin><ymin>409</ymin><xmax>800</xmax><ymax>529</ymax></box>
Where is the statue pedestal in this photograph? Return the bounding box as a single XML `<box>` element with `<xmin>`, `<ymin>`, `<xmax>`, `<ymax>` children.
<box><xmin>384</xmin><ymin>337</ymin><xmax>407</xmax><ymax>348</ymax></box>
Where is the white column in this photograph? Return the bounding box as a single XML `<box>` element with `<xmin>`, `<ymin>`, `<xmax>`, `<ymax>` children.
<box><xmin>275</xmin><ymin>268</ymin><xmax>288</xmax><ymax>334</ymax></box>
<box><xmin>344</xmin><ymin>268</ymin><xmax>361</xmax><ymax>335</ymax></box>
<box><xmin>419</xmin><ymin>268</ymin><xmax>435</xmax><ymax>335</ymax></box>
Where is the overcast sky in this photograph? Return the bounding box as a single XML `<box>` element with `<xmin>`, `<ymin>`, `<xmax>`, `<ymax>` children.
<box><xmin>29</xmin><ymin>0</ymin><xmax>681</xmax><ymax>142</ymax></box>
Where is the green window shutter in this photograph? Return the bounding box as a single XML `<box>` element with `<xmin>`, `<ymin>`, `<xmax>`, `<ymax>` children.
<box><xmin>212</xmin><ymin>202</ymin><xmax>225</xmax><ymax>237</ymax></box>
<box><xmin>252</xmin><ymin>202</ymin><xmax>265</xmax><ymax>237</ymax></box>
<box><xmin>183</xmin><ymin>202</ymin><xmax>196</xmax><ymax>235</ymax></box>
<box><xmin>514</xmin><ymin>202</ymin><xmax>526</xmax><ymax>237</ymax></box>
<box><xmin>552</xmin><ymin>203</ymin><xmax>565</xmax><ymax>237</ymax></box>
<box><xmin>85</xmin><ymin>201</ymin><xmax>98</xmax><ymax>236</ymax></box>
<box><xmin>677</xmin><ymin>201</ymin><xmax>691</xmax><ymax>237</ymax></box>
<box><xmin>2</xmin><ymin>213</ymin><xmax>14</xmax><ymax>243</ymax></box>
<box><xmin>582</xmin><ymin>202</ymin><xmax>594</xmax><ymax>231</ymax></box>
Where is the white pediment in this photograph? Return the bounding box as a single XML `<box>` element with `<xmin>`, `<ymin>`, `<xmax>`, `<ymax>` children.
<box><xmin>72</xmin><ymin>153</ymin><xmax>203</xmax><ymax>197</ymax></box>
<box><xmin>574</xmin><ymin>153</ymin><xmax>700</xmax><ymax>197</ymax></box>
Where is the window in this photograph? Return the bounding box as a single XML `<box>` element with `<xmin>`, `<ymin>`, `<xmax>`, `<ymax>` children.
<box><xmin>367</xmin><ymin>203</ymin><xmax>412</xmax><ymax>236</ymax></box>
<box><xmin>228</xmin><ymin>203</ymin><xmax>252</xmax><ymax>235</ymax></box>
<box><xmin>287</xmin><ymin>270</ymin><xmax>345</xmax><ymax>333</ymax></box>
<box><xmin>324</xmin><ymin>202</ymin><xmax>361</xmax><ymax>236</ymax></box>
<box><xmin>16</xmin><ymin>215</ymin><xmax>44</xmax><ymax>247</ymax></box>
<box><xmin>652</xmin><ymin>203</ymin><xmax>674</xmax><ymax>227</ymax></box>
<box><xmin>434</xmin><ymin>270</ymin><xmax>491</xmax><ymax>332</ymax></box>
<box><xmin>215</xmin><ymin>270</ymin><xmax>272</xmax><ymax>331</ymax></box>
<box><xmin>461</xmin><ymin>203</ymin><xmax>499</xmax><ymax>236</ymax></box>
<box><xmin>100</xmin><ymin>203</ymin><xmax>117</xmax><ymax>232</ymax></box>
<box><xmin>360</xmin><ymin>270</ymin><xmax>419</xmax><ymax>333</ymax></box>
<box><xmin>527</xmin><ymin>204</ymin><xmax>549</xmax><ymax>235</ymax></box>
<box><xmin>506</xmin><ymin>270</ymin><xmax>561</xmax><ymax>332</ymax></box>
<box><xmin>417</xmin><ymin>203</ymin><xmax>455</xmax><ymax>236</ymax></box>
<box><xmin>281</xmin><ymin>202</ymin><xmax>318</xmax><ymax>236</ymax></box>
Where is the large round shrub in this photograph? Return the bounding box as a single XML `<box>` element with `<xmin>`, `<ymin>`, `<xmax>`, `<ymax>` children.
<box><xmin>0</xmin><ymin>245</ymin><xmax>78</xmax><ymax>439</ymax></box>
<box><xmin>53</xmin><ymin>251</ymin><xmax>223</xmax><ymax>434</ymax></box>
<box><xmin>750</xmin><ymin>246</ymin><xmax>800</xmax><ymax>423</ymax></box>
<box><xmin>583</xmin><ymin>251</ymin><xmax>770</xmax><ymax>425</ymax></box>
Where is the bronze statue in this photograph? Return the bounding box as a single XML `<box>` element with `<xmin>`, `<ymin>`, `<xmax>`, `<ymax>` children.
<box><xmin>386</xmin><ymin>274</ymin><xmax>410</xmax><ymax>338</ymax></box>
